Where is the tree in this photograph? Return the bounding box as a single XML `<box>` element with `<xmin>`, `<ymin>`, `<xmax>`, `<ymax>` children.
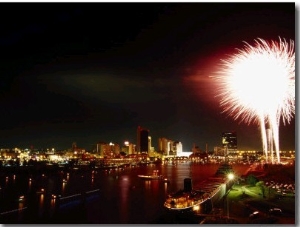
<box><xmin>256</xmin><ymin>181</ymin><xmax>266</xmax><ymax>197</ymax></box>
<box><xmin>247</xmin><ymin>174</ymin><xmax>258</xmax><ymax>186</ymax></box>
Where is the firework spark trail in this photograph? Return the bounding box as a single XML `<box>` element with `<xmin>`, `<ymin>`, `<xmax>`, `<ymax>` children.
<box><xmin>213</xmin><ymin>37</ymin><xmax>295</xmax><ymax>163</ymax></box>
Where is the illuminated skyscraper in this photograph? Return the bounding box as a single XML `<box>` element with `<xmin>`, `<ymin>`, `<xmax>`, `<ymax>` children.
<box><xmin>122</xmin><ymin>141</ymin><xmax>136</xmax><ymax>155</ymax></box>
<box><xmin>158</xmin><ymin>138</ymin><xmax>183</xmax><ymax>156</ymax></box>
<box><xmin>137</xmin><ymin>126</ymin><xmax>149</xmax><ymax>153</ymax></box>
<box><xmin>158</xmin><ymin>137</ymin><xmax>172</xmax><ymax>156</ymax></box>
<box><xmin>222</xmin><ymin>132</ymin><xmax>237</xmax><ymax>155</ymax></box>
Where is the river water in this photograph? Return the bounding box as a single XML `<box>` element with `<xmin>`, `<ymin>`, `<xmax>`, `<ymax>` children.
<box><xmin>0</xmin><ymin>162</ymin><xmax>249</xmax><ymax>224</ymax></box>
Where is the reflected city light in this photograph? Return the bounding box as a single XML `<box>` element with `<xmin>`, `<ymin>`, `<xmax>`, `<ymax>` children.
<box><xmin>50</xmin><ymin>196</ymin><xmax>56</xmax><ymax>208</ymax></box>
<box><xmin>18</xmin><ymin>200</ymin><xmax>24</xmax><ymax>215</ymax></box>
<box><xmin>39</xmin><ymin>194</ymin><xmax>45</xmax><ymax>207</ymax></box>
<box><xmin>62</xmin><ymin>181</ymin><xmax>66</xmax><ymax>193</ymax></box>
<box><xmin>38</xmin><ymin>193</ymin><xmax>45</xmax><ymax>218</ymax></box>
<box><xmin>144</xmin><ymin>180</ymin><xmax>151</xmax><ymax>189</ymax></box>
<box><xmin>164</xmin><ymin>183</ymin><xmax>168</xmax><ymax>194</ymax></box>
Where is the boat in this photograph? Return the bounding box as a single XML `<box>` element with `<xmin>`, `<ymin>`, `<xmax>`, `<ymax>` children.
<box><xmin>164</xmin><ymin>178</ymin><xmax>216</xmax><ymax>213</ymax></box>
<box><xmin>138</xmin><ymin>170</ymin><xmax>164</xmax><ymax>180</ymax></box>
<box><xmin>164</xmin><ymin>163</ymin><xmax>234</xmax><ymax>213</ymax></box>
<box><xmin>36</xmin><ymin>188</ymin><xmax>45</xmax><ymax>194</ymax></box>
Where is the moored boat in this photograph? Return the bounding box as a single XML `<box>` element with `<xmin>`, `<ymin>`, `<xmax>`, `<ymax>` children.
<box><xmin>138</xmin><ymin>170</ymin><xmax>164</xmax><ymax>180</ymax></box>
<box><xmin>164</xmin><ymin>163</ymin><xmax>234</xmax><ymax>213</ymax></box>
<box><xmin>164</xmin><ymin>178</ymin><xmax>215</xmax><ymax>213</ymax></box>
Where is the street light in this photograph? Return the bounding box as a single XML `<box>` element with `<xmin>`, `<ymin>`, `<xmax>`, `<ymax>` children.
<box><xmin>226</xmin><ymin>173</ymin><xmax>235</xmax><ymax>218</ymax></box>
<box><xmin>227</xmin><ymin>173</ymin><xmax>235</xmax><ymax>181</ymax></box>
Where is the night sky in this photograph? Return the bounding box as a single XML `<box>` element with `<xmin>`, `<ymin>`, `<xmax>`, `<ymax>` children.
<box><xmin>0</xmin><ymin>2</ymin><xmax>295</xmax><ymax>151</ymax></box>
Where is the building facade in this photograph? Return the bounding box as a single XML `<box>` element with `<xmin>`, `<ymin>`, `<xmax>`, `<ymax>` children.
<box><xmin>121</xmin><ymin>141</ymin><xmax>136</xmax><ymax>155</ymax></box>
<box><xmin>222</xmin><ymin>132</ymin><xmax>237</xmax><ymax>156</ymax></box>
<box><xmin>158</xmin><ymin>138</ymin><xmax>183</xmax><ymax>156</ymax></box>
<box><xmin>137</xmin><ymin>126</ymin><xmax>149</xmax><ymax>153</ymax></box>
<box><xmin>96</xmin><ymin>142</ymin><xmax>120</xmax><ymax>157</ymax></box>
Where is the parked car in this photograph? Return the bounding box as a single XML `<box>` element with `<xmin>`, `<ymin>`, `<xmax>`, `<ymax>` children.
<box><xmin>249</xmin><ymin>211</ymin><xmax>261</xmax><ymax>219</ymax></box>
<box><xmin>269</xmin><ymin>208</ymin><xmax>282</xmax><ymax>216</ymax></box>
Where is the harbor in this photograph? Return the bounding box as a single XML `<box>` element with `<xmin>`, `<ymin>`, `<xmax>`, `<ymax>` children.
<box><xmin>0</xmin><ymin>160</ymin><xmax>294</xmax><ymax>224</ymax></box>
<box><xmin>0</xmin><ymin>161</ymin><xmax>226</xmax><ymax>223</ymax></box>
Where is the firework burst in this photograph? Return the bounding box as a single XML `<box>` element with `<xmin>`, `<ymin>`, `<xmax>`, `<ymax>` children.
<box><xmin>213</xmin><ymin>37</ymin><xmax>295</xmax><ymax>163</ymax></box>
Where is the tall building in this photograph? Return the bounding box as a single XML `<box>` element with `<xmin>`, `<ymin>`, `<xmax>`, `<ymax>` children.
<box><xmin>173</xmin><ymin>141</ymin><xmax>183</xmax><ymax>156</ymax></box>
<box><xmin>158</xmin><ymin>137</ymin><xmax>172</xmax><ymax>156</ymax></box>
<box><xmin>222</xmin><ymin>132</ymin><xmax>237</xmax><ymax>155</ymax></box>
<box><xmin>96</xmin><ymin>142</ymin><xmax>107</xmax><ymax>157</ymax></box>
<box><xmin>96</xmin><ymin>142</ymin><xmax>120</xmax><ymax>157</ymax></box>
<box><xmin>121</xmin><ymin>141</ymin><xmax>136</xmax><ymax>155</ymax></box>
<box><xmin>158</xmin><ymin>138</ymin><xmax>183</xmax><ymax>156</ymax></box>
<box><xmin>137</xmin><ymin>126</ymin><xmax>149</xmax><ymax>153</ymax></box>
<box><xmin>148</xmin><ymin>136</ymin><xmax>152</xmax><ymax>153</ymax></box>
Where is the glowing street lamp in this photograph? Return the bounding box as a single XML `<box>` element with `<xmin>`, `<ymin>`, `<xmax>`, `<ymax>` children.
<box><xmin>227</xmin><ymin>173</ymin><xmax>235</xmax><ymax>181</ymax></box>
<box><xmin>226</xmin><ymin>173</ymin><xmax>235</xmax><ymax>219</ymax></box>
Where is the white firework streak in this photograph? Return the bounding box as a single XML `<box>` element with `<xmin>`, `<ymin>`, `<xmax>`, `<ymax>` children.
<box><xmin>213</xmin><ymin>37</ymin><xmax>295</xmax><ymax>163</ymax></box>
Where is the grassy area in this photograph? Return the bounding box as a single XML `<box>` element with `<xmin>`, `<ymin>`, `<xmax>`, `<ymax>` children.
<box><xmin>204</xmin><ymin>164</ymin><xmax>295</xmax><ymax>224</ymax></box>
<box><xmin>225</xmin><ymin>183</ymin><xmax>295</xmax><ymax>224</ymax></box>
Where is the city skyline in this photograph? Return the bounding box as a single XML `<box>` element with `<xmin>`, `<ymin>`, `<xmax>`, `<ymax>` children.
<box><xmin>0</xmin><ymin>3</ymin><xmax>295</xmax><ymax>151</ymax></box>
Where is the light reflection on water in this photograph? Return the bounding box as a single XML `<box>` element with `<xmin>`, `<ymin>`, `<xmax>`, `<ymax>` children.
<box><xmin>0</xmin><ymin>162</ymin><xmax>249</xmax><ymax>223</ymax></box>
<box><xmin>28</xmin><ymin>179</ymin><xmax>32</xmax><ymax>191</ymax></box>
<box><xmin>119</xmin><ymin>175</ymin><xmax>130</xmax><ymax>223</ymax></box>
<box><xmin>62</xmin><ymin>181</ymin><xmax>66</xmax><ymax>194</ymax></box>
<box><xmin>38</xmin><ymin>194</ymin><xmax>45</xmax><ymax>217</ymax></box>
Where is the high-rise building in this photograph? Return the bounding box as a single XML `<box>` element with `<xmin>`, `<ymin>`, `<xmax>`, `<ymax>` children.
<box><xmin>158</xmin><ymin>137</ymin><xmax>172</xmax><ymax>156</ymax></box>
<box><xmin>122</xmin><ymin>141</ymin><xmax>136</xmax><ymax>155</ymax></box>
<box><xmin>222</xmin><ymin>132</ymin><xmax>237</xmax><ymax>155</ymax></box>
<box><xmin>96</xmin><ymin>142</ymin><xmax>106</xmax><ymax>156</ymax></box>
<box><xmin>137</xmin><ymin>126</ymin><xmax>149</xmax><ymax>153</ymax></box>
<box><xmin>158</xmin><ymin>138</ymin><xmax>183</xmax><ymax>156</ymax></box>
<box><xmin>173</xmin><ymin>141</ymin><xmax>183</xmax><ymax>156</ymax></box>
<box><xmin>96</xmin><ymin>142</ymin><xmax>120</xmax><ymax>157</ymax></box>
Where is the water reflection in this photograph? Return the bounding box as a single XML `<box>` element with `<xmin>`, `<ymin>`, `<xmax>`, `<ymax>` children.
<box><xmin>28</xmin><ymin>178</ymin><xmax>32</xmax><ymax>191</ymax></box>
<box><xmin>62</xmin><ymin>181</ymin><xmax>66</xmax><ymax>194</ymax></box>
<box><xmin>39</xmin><ymin>194</ymin><xmax>45</xmax><ymax>217</ymax></box>
<box><xmin>152</xmin><ymin>180</ymin><xmax>159</xmax><ymax>193</ymax></box>
<box><xmin>49</xmin><ymin>195</ymin><xmax>57</xmax><ymax>217</ymax></box>
<box><xmin>119</xmin><ymin>175</ymin><xmax>130</xmax><ymax>223</ymax></box>
<box><xmin>0</xmin><ymin>162</ymin><xmax>247</xmax><ymax>224</ymax></box>
<box><xmin>164</xmin><ymin>182</ymin><xmax>168</xmax><ymax>194</ymax></box>
<box><xmin>18</xmin><ymin>199</ymin><xmax>25</xmax><ymax>221</ymax></box>
<box><xmin>144</xmin><ymin>180</ymin><xmax>151</xmax><ymax>189</ymax></box>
